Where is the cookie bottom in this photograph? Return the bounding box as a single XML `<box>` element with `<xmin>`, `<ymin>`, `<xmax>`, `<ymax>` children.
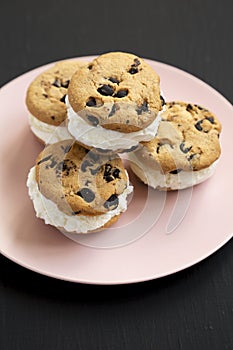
<box><xmin>129</xmin><ymin>155</ymin><xmax>218</xmax><ymax>190</ymax></box>
<box><xmin>34</xmin><ymin>134</ymin><xmax>46</xmax><ymax>145</ymax></box>
<box><xmin>27</xmin><ymin>167</ymin><xmax>133</xmax><ymax>234</ymax></box>
<box><xmin>28</xmin><ymin>114</ymin><xmax>73</xmax><ymax>144</ymax></box>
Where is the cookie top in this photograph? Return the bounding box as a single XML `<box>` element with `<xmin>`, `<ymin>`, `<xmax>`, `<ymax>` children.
<box><xmin>35</xmin><ymin>140</ymin><xmax>128</xmax><ymax>215</ymax></box>
<box><xmin>137</xmin><ymin>101</ymin><xmax>222</xmax><ymax>172</ymax></box>
<box><xmin>68</xmin><ymin>52</ymin><xmax>162</xmax><ymax>133</ymax></box>
<box><xmin>26</xmin><ymin>60</ymin><xmax>86</xmax><ymax>126</ymax></box>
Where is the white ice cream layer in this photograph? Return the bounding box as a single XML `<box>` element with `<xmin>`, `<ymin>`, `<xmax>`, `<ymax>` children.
<box><xmin>129</xmin><ymin>153</ymin><xmax>218</xmax><ymax>190</ymax></box>
<box><xmin>27</xmin><ymin>167</ymin><xmax>133</xmax><ymax>234</ymax></box>
<box><xmin>28</xmin><ymin>114</ymin><xmax>73</xmax><ymax>144</ymax></box>
<box><xmin>66</xmin><ymin>99</ymin><xmax>162</xmax><ymax>151</ymax></box>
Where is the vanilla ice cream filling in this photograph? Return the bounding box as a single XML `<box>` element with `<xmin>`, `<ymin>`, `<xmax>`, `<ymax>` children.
<box><xmin>28</xmin><ymin>114</ymin><xmax>73</xmax><ymax>144</ymax></box>
<box><xmin>129</xmin><ymin>153</ymin><xmax>218</xmax><ymax>190</ymax></box>
<box><xmin>27</xmin><ymin>167</ymin><xmax>133</xmax><ymax>234</ymax></box>
<box><xmin>66</xmin><ymin>99</ymin><xmax>163</xmax><ymax>151</ymax></box>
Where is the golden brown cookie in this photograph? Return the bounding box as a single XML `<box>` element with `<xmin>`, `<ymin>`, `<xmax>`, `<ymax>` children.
<box><xmin>138</xmin><ymin>101</ymin><xmax>221</xmax><ymax>173</ymax></box>
<box><xmin>68</xmin><ymin>52</ymin><xmax>162</xmax><ymax>132</ymax></box>
<box><xmin>35</xmin><ymin>140</ymin><xmax>128</xmax><ymax>215</ymax></box>
<box><xmin>26</xmin><ymin>60</ymin><xmax>86</xmax><ymax>126</ymax></box>
<box><xmin>128</xmin><ymin>101</ymin><xmax>222</xmax><ymax>190</ymax></box>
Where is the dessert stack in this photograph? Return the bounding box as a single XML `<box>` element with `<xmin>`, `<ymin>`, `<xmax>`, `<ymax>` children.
<box><xmin>25</xmin><ymin>51</ymin><xmax>222</xmax><ymax>234</ymax></box>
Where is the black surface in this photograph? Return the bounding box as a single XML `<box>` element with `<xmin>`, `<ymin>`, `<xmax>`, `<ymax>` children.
<box><xmin>1</xmin><ymin>1</ymin><xmax>233</xmax><ymax>349</ymax></box>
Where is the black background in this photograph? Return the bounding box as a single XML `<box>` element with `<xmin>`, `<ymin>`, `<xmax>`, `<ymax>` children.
<box><xmin>1</xmin><ymin>1</ymin><xmax>233</xmax><ymax>349</ymax></box>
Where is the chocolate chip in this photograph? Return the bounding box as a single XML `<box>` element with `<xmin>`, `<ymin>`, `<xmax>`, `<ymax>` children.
<box><xmin>186</xmin><ymin>104</ymin><xmax>193</xmax><ymax>111</ymax></box>
<box><xmin>114</xmin><ymin>89</ymin><xmax>128</xmax><ymax>98</ymax></box>
<box><xmin>61</xmin><ymin>80</ymin><xmax>70</xmax><ymax>88</ymax></box>
<box><xmin>160</xmin><ymin>95</ymin><xmax>165</xmax><ymax>106</ymax></box>
<box><xmin>133</xmin><ymin>58</ymin><xmax>141</xmax><ymax>67</ymax></box>
<box><xmin>55</xmin><ymin>160</ymin><xmax>77</xmax><ymax>176</ymax></box>
<box><xmin>72</xmin><ymin>211</ymin><xmax>81</xmax><ymax>215</ymax></box>
<box><xmin>88</xmin><ymin>151</ymin><xmax>100</xmax><ymax>162</ymax></box>
<box><xmin>87</xmin><ymin>115</ymin><xmax>99</xmax><ymax>126</ymax></box>
<box><xmin>104</xmin><ymin>194</ymin><xmax>119</xmax><ymax>210</ymax></box>
<box><xmin>63</xmin><ymin>160</ymin><xmax>76</xmax><ymax>175</ymax></box>
<box><xmin>136</xmin><ymin>100</ymin><xmax>148</xmax><ymax>115</ymax></box>
<box><xmin>170</xmin><ymin>169</ymin><xmax>182</xmax><ymax>174</ymax></box>
<box><xmin>104</xmin><ymin>164</ymin><xmax>112</xmax><ymax>176</ymax></box>
<box><xmin>49</xmin><ymin>158</ymin><xmax>57</xmax><ymax>168</ymax></box>
<box><xmin>97</xmin><ymin>85</ymin><xmax>114</xmax><ymax>96</ymax></box>
<box><xmin>194</xmin><ymin>104</ymin><xmax>203</xmax><ymax>110</ymax></box>
<box><xmin>76</xmin><ymin>188</ymin><xmax>95</xmax><ymax>203</ymax></box>
<box><xmin>113</xmin><ymin>168</ymin><xmax>120</xmax><ymax>178</ymax></box>
<box><xmin>105</xmin><ymin>175</ymin><xmax>114</xmax><ymax>182</ymax></box>
<box><xmin>60</xmin><ymin>95</ymin><xmax>66</xmax><ymax>103</ymax></box>
<box><xmin>156</xmin><ymin>142</ymin><xmax>174</xmax><ymax>153</ymax></box>
<box><xmin>90</xmin><ymin>166</ymin><xmax>101</xmax><ymax>175</ymax></box>
<box><xmin>195</xmin><ymin>120</ymin><xmax>203</xmax><ymax>131</ymax></box>
<box><xmin>86</xmin><ymin>97</ymin><xmax>97</xmax><ymax>107</ymax></box>
<box><xmin>37</xmin><ymin>154</ymin><xmax>52</xmax><ymax>165</ymax></box>
<box><xmin>52</xmin><ymin>79</ymin><xmax>61</xmax><ymax>87</ymax></box>
<box><xmin>206</xmin><ymin>116</ymin><xmax>215</xmax><ymax>124</ymax></box>
<box><xmin>187</xmin><ymin>154</ymin><xmax>196</xmax><ymax>161</ymax></box>
<box><xmin>61</xmin><ymin>144</ymin><xmax>72</xmax><ymax>153</ymax></box>
<box><xmin>43</xmin><ymin>93</ymin><xmax>48</xmax><ymax>98</ymax></box>
<box><xmin>129</xmin><ymin>67</ymin><xmax>138</xmax><ymax>74</ymax></box>
<box><xmin>108</xmin><ymin>104</ymin><xmax>117</xmax><ymax>117</ymax></box>
<box><xmin>51</xmin><ymin>116</ymin><xmax>55</xmax><ymax>120</ymax></box>
<box><xmin>180</xmin><ymin>142</ymin><xmax>192</xmax><ymax>154</ymax></box>
<box><xmin>81</xmin><ymin>160</ymin><xmax>93</xmax><ymax>172</ymax></box>
<box><xmin>56</xmin><ymin>161</ymin><xmax>64</xmax><ymax>172</ymax></box>
<box><xmin>109</xmin><ymin>77</ymin><xmax>119</xmax><ymax>84</ymax></box>
<box><xmin>88</xmin><ymin>64</ymin><xmax>93</xmax><ymax>70</ymax></box>
<box><xmin>103</xmin><ymin>164</ymin><xmax>120</xmax><ymax>182</ymax></box>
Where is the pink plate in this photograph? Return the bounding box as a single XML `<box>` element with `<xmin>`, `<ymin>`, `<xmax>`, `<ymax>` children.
<box><xmin>0</xmin><ymin>57</ymin><xmax>233</xmax><ymax>284</ymax></box>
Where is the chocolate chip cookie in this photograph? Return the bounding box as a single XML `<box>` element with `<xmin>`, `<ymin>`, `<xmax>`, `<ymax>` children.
<box><xmin>68</xmin><ymin>52</ymin><xmax>162</xmax><ymax>133</ymax></box>
<box><xmin>35</xmin><ymin>140</ymin><xmax>129</xmax><ymax>215</ymax></box>
<box><xmin>26</xmin><ymin>60</ymin><xmax>86</xmax><ymax>126</ymax></box>
<box><xmin>129</xmin><ymin>101</ymin><xmax>222</xmax><ymax>190</ymax></box>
